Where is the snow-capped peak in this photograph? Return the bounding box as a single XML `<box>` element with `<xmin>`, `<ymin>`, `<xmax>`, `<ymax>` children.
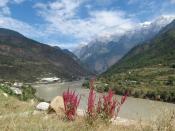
<box><xmin>152</xmin><ymin>15</ymin><xmax>175</xmax><ymax>26</ymax></box>
<box><xmin>140</xmin><ymin>21</ymin><xmax>151</xmax><ymax>28</ymax></box>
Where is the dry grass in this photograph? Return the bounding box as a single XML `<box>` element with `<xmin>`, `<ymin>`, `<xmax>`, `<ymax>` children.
<box><xmin>0</xmin><ymin>89</ymin><xmax>175</xmax><ymax>131</ymax></box>
<box><xmin>0</xmin><ymin>90</ymin><xmax>36</xmax><ymax>115</ymax></box>
<box><xmin>0</xmin><ymin>113</ymin><xmax>153</xmax><ymax>131</ymax></box>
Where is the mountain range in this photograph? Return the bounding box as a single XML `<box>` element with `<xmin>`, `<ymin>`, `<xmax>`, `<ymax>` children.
<box><xmin>76</xmin><ymin>16</ymin><xmax>175</xmax><ymax>73</ymax></box>
<box><xmin>97</xmin><ymin>19</ymin><xmax>175</xmax><ymax>103</ymax></box>
<box><xmin>104</xmin><ymin>19</ymin><xmax>175</xmax><ymax>75</ymax></box>
<box><xmin>0</xmin><ymin>28</ymin><xmax>89</xmax><ymax>82</ymax></box>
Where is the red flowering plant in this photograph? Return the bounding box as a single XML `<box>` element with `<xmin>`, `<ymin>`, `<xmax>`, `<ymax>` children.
<box><xmin>87</xmin><ymin>80</ymin><xmax>96</xmax><ymax>117</ymax></box>
<box><xmin>100</xmin><ymin>89</ymin><xmax>118</xmax><ymax>119</ymax></box>
<box><xmin>86</xmin><ymin>79</ymin><xmax>128</xmax><ymax>124</ymax></box>
<box><xmin>63</xmin><ymin>88</ymin><xmax>81</xmax><ymax>120</ymax></box>
<box><xmin>98</xmin><ymin>89</ymin><xmax>128</xmax><ymax>120</ymax></box>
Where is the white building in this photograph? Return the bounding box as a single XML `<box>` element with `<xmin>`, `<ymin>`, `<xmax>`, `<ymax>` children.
<box><xmin>40</xmin><ymin>77</ymin><xmax>61</xmax><ymax>83</ymax></box>
<box><xmin>13</xmin><ymin>82</ymin><xmax>23</xmax><ymax>88</ymax></box>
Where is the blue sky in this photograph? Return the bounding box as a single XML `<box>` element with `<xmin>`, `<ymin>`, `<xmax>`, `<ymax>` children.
<box><xmin>0</xmin><ymin>0</ymin><xmax>175</xmax><ymax>50</ymax></box>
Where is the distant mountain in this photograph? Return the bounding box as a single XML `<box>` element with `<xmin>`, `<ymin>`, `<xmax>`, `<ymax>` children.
<box><xmin>103</xmin><ymin>19</ymin><xmax>175</xmax><ymax>75</ymax></box>
<box><xmin>0</xmin><ymin>28</ymin><xmax>89</xmax><ymax>82</ymax></box>
<box><xmin>62</xmin><ymin>49</ymin><xmax>94</xmax><ymax>74</ymax></box>
<box><xmin>76</xmin><ymin>16</ymin><xmax>175</xmax><ymax>73</ymax></box>
<box><xmin>62</xmin><ymin>49</ymin><xmax>80</xmax><ymax>61</ymax></box>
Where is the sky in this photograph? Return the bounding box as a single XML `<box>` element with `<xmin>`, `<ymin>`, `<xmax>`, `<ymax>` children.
<box><xmin>0</xmin><ymin>0</ymin><xmax>175</xmax><ymax>50</ymax></box>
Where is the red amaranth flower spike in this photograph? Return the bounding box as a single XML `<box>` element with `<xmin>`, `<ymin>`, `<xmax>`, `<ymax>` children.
<box><xmin>63</xmin><ymin>88</ymin><xmax>81</xmax><ymax>120</ymax></box>
<box><xmin>97</xmin><ymin>96</ymin><xmax>102</xmax><ymax>113</ymax></box>
<box><xmin>87</xmin><ymin>79</ymin><xmax>96</xmax><ymax>116</ymax></box>
<box><xmin>102</xmin><ymin>89</ymin><xmax>118</xmax><ymax>118</ymax></box>
<box><xmin>121</xmin><ymin>91</ymin><xmax>128</xmax><ymax>105</ymax></box>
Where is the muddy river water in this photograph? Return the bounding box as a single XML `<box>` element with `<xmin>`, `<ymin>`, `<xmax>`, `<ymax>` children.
<box><xmin>33</xmin><ymin>80</ymin><xmax>175</xmax><ymax>121</ymax></box>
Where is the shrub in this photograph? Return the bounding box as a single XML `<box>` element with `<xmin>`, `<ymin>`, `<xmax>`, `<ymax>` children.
<box><xmin>165</xmin><ymin>76</ymin><xmax>174</xmax><ymax>86</ymax></box>
<box><xmin>0</xmin><ymin>84</ymin><xmax>36</xmax><ymax>101</ymax></box>
<box><xmin>86</xmin><ymin>80</ymin><xmax>128</xmax><ymax>124</ymax></box>
<box><xmin>98</xmin><ymin>89</ymin><xmax>128</xmax><ymax>120</ymax></box>
<box><xmin>170</xmin><ymin>63</ymin><xmax>175</xmax><ymax>68</ymax></box>
<box><xmin>100</xmin><ymin>89</ymin><xmax>118</xmax><ymax>119</ymax></box>
<box><xmin>63</xmin><ymin>88</ymin><xmax>81</xmax><ymax>120</ymax></box>
<box><xmin>20</xmin><ymin>85</ymin><xmax>36</xmax><ymax>101</ymax></box>
<box><xmin>82</xmin><ymin>80</ymin><xmax>90</xmax><ymax>88</ymax></box>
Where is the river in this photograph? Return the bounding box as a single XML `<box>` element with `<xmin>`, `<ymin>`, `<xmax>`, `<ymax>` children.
<box><xmin>33</xmin><ymin>80</ymin><xmax>175</xmax><ymax>121</ymax></box>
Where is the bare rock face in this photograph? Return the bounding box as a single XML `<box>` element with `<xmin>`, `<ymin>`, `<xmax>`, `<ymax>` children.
<box><xmin>50</xmin><ymin>96</ymin><xmax>64</xmax><ymax>114</ymax></box>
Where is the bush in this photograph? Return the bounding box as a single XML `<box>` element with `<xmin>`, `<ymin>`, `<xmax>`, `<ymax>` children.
<box><xmin>63</xmin><ymin>88</ymin><xmax>81</xmax><ymax>120</ymax></box>
<box><xmin>170</xmin><ymin>63</ymin><xmax>175</xmax><ymax>68</ymax></box>
<box><xmin>0</xmin><ymin>84</ymin><xmax>36</xmax><ymax>101</ymax></box>
<box><xmin>165</xmin><ymin>76</ymin><xmax>174</xmax><ymax>86</ymax></box>
<box><xmin>0</xmin><ymin>84</ymin><xmax>14</xmax><ymax>95</ymax></box>
<box><xmin>19</xmin><ymin>85</ymin><xmax>36</xmax><ymax>101</ymax></box>
<box><xmin>86</xmin><ymin>80</ymin><xmax>128</xmax><ymax>125</ymax></box>
<box><xmin>82</xmin><ymin>80</ymin><xmax>90</xmax><ymax>88</ymax></box>
<box><xmin>97</xmin><ymin>89</ymin><xmax>118</xmax><ymax>120</ymax></box>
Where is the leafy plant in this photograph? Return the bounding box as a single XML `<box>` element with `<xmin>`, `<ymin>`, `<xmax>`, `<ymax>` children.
<box><xmin>0</xmin><ymin>84</ymin><xmax>36</xmax><ymax>101</ymax></box>
<box><xmin>97</xmin><ymin>89</ymin><xmax>128</xmax><ymax>120</ymax></box>
<box><xmin>86</xmin><ymin>80</ymin><xmax>128</xmax><ymax>124</ymax></box>
<box><xmin>63</xmin><ymin>88</ymin><xmax>81</xmax><ymax>120</ymax></box>
<box><xmin>20</xmin><ymin>85</ymin><xmax>36</xmax><ymax>101</ymax></box>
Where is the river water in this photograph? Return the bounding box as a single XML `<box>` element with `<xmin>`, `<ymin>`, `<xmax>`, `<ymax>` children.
<box><xmin>33</xmin><ymin>80</ymin><xmax>175</xmax><ymax>121</ymax></box>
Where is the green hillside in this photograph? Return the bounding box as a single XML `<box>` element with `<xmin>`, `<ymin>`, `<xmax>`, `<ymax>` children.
<box><xmin>98</xmin><ymin>20</ymin><xmax>175</xmax><ymax>103</ymax></box>
<box><xmin>0</xmin><ymin>28</ymin><xmax>89</xmax><ymax>82</ymax></box>
<box><xmin>105</xmin><ymin>20</ymin><xmax>175</xmax><ymax>74</ymax></box>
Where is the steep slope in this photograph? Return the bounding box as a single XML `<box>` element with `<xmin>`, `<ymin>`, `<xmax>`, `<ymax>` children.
<box><xmin>62</xmin><ymin>49</ymin><xmax>80</xmax><ymax>61</ymax></box>
<box><xmin>105</xmin><ymin>20</ymin><xmax>175</xmax><ymax>75</ymax></box>
<box><xmin>97</xmin><ymin>20</ymin><xmax>175</xmax><ymax>103</ymax></box>
<box><xmin>62</xmin><ymin>49</ymin><xmax>94</xmax><ymax>74</ymax></box>
<box><xmin>76</xmin><ymin>16</ymin><xmax>175</xmax><ymax>73</ymax></box>
<box><xmin>0</xmin><ymin>28</ymin><xmax>89</xmax><ymax>82</ymax></box>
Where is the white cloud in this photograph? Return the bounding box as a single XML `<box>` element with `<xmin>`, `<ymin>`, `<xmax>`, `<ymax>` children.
<box><xmin>0</xmin><ymin>16</ymin><xmax>45</xmax><ymax>41</ymax></box>
<box><xmin>52</xmin><ymin>43</ymin><xmax>79</xmax><ymax>50</ymax></box>
<box><xmin>0</xmin><ymin>0</ymin><xmax>26</xmax><ymax>16</ymax></box>
<box><xmin>0</xmin><ymin>0</ymin><xmax>9</xmax><ymax>7</ymax></box>
<box><xmin>13</xmin><ymin>0</ymin><xmax>25</xmax><ymax>4</ymax></box>
<box><xmin>1</xmin><ymin>0</ymin><xmax>173</xmax><ymax>51</ymax></box>
<box><xmin>34</xmin><ymin>0</ymin><xmax>135</xmax><ymax>46</ymax></box>
<box><xmin>1</xmin><ymin>7</ymin><xmax>11</xmax><ymax>16</ymax></box>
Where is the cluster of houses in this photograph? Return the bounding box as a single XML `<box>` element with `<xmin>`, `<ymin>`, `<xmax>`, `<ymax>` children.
<box><xmin>0</xmin><ymin>77</ymin><xmax>62</xmax><ymax>95</ymax></box>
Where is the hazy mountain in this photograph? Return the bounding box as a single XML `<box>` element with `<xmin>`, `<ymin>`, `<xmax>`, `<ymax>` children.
<box><xmin>0</xmin><ymin>28</ymin><xmax>90</xmax><ymax>82</ymax></box>
<box><xmin>103</xmin><ymin>19</ymin><xmax>175</xmax><ymax>75</ymax></box>
<box><xmin>76</xmin><ymin>16</ymin><xmax>175</xmax><ymax>73</ymax></box>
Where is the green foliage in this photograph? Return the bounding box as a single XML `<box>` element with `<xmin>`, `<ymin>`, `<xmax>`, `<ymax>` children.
<box><xmin>82</xmin><ymin>80</ymin><xmax>90</xmax><ymax>88</ymax></box>
<box><xmin>0</xmin><ymin>84</ymin><xmax>36</xmax><ymax>101</ymax></box>
<box><xmin>165</xmin><ymin>76</ymin><xmax>175</xmax><ymax>86</ymax></box>
<box><xmin>0</xmin><ymin>84</ymin><xmax>14</xmax><ymax>95</ymax></box>
<box><xmin>170</xmin><ymin>63</ymin><xmax>175</xmax><ymax>68</ymax></box>
<box><xmin>0</xmin><ymin>28</ymin><xmax>89</xmax><ymax>82</ymax></box>
<box><xmin>100</xmin><ymin>25</ymin><xmax>175</xmax><ymax>103</ymax></box>
<box><xmin>19</xmin><ymin>85</ymin><xmax>36</xmax><ymax>101</ymax></box>
<box><xmin>99</xmin><ymin>66</ymin><xmax>175</xmax><ymax>103</ymax></box>
<box><xmin>103</xmin><ymin>27</ymin><xmax>175</xmax><ymax>76</ymax></box>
